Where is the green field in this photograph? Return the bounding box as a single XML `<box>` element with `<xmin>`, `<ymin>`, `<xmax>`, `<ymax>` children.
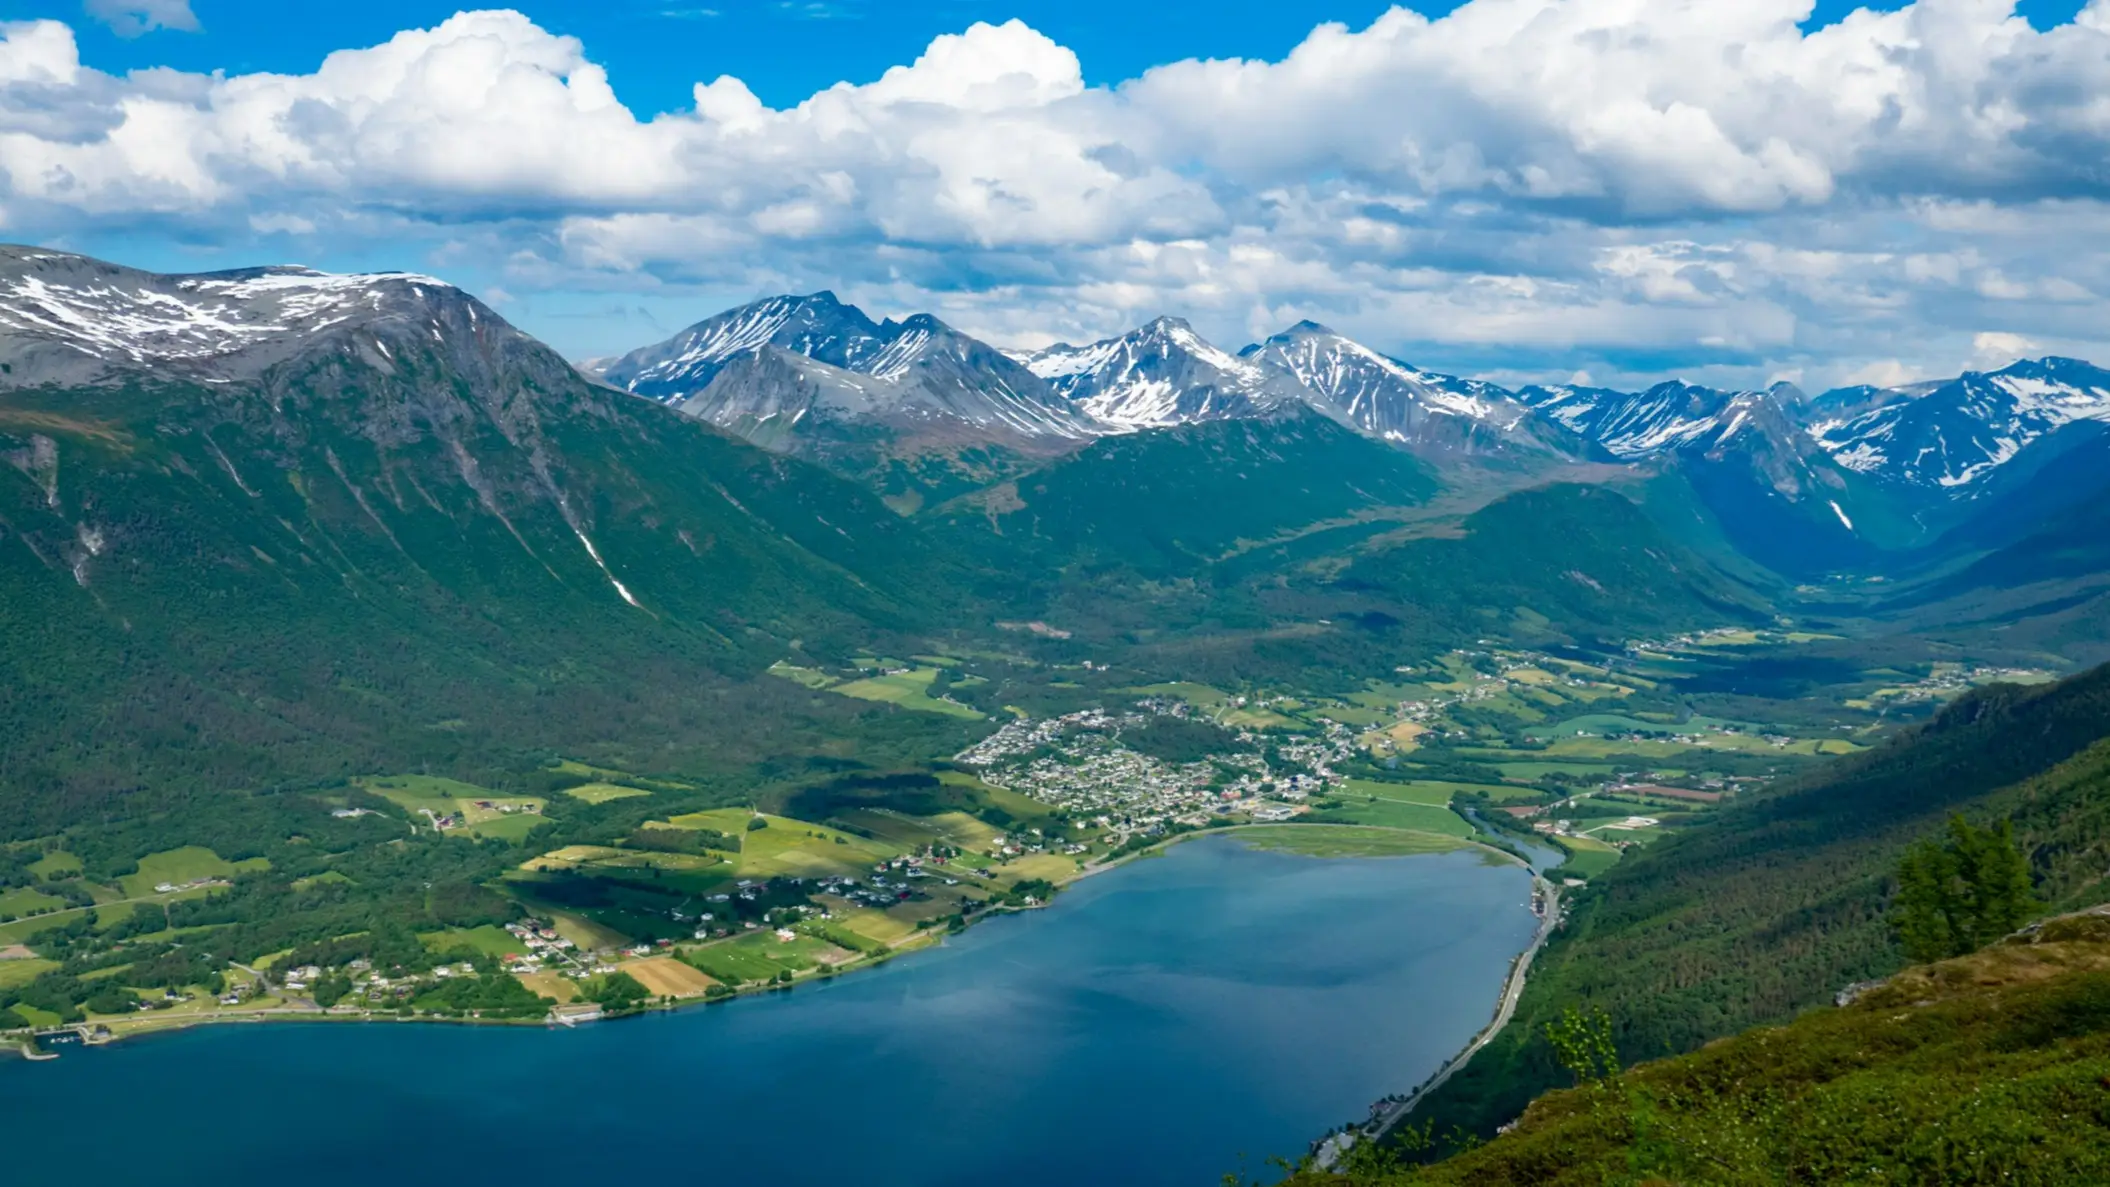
<box><xmin>828</xmin><ymin>668</ymin><xmax>985</xmax><ymax>719</ymax></box>
<box><xmin>419</xmin><ymin>925</ymin><xmax>530</xmax><ymax>958</ymax></box>
<box><xmin>1235</xmin><ymin>825</ymin><xmax>1469</xmax><ymax>858</ymax></box>
<box><xmin>766</xmin><ymin>660</ymin><xmax>839</xmax><ymax>689</ymax></box>
<box><xmin>1318</xmin><ymin>795</ymin><xmax>1477</xmax><ymax>837</ymax></box>
<box><xmin>563</xmin><ymin>782</ymin><xmax>653</xmax><ymax>805</ymax></box>
<box><xmin>740</xmin><ymin>817</ymin><xmax>902</xmax><ymax>878</ymax></box>
<box><xmin>0</xmin><ymin>957</ymin><xmax>60</xmax><ymax>989</ymax></box>
<box><xmin>359</xmin><ymin>774</ymin><xmax>494</xmax><ymax>812</ymax></box>
<box><xmin>0</xmin><ymin>886</ymin><xmax>68</xmax><ymax>918</ymax></box>
<box><xmin>818</xmin><ymin>903</ymin><xmax>917</xmax><ymax>946</ymax></box>
<box><xmin>681</xmin><ymin>931</ymin><xmax>840</xmax><ymax>984</ymax></box>
<box><xmin>664</xmin><ymin>808</ymin><xmax>759</xmax><ymax>835</ymax></box>
<box><xmin>362</xmin><ymin>778</ymin><xmax>546</xmax><ymax>840</ymax></box>
<box><xmin>27</xmin><ymin>851</ymin><xmax>81</xmax><ymax>880</ymax></box>
<box><xmin>1343</xmin><ymin>778</ymin><xmax>1535</xmax><ymax>804</ymax></box>
<box><xmin>1551</xmin><ymin>834</ymin><xmax>1624</xmax><ymax>878</ymax></box>
<box><xmin>0</xmin><ymin>910</ymin><xmax>83</xmax><ymax>945</ymax></box>
<box><xmin>118</xmin><ymin>847</ymin><xmax>269</xmax><ymax>898</ymax></box>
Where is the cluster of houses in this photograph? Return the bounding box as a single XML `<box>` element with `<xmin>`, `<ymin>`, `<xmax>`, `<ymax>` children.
<box><xmin>496</xmin><ymin>920</ymin><xmax>607</xmax><ymax>977</ymax></box>
<box><xmin>957</xmin><ymin>703</ymin><xmax>1354</xmax><ymax>847</ymax></box>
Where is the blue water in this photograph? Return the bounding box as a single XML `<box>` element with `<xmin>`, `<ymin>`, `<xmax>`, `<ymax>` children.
<box><xmin>1</xmin><ymin>835</ymin><xmax>1537</xmax><ymax>1186</ymax></box>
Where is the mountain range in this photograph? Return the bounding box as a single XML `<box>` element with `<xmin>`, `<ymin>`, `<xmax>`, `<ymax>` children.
<box><xmin>589</xmin><ymin>291</ymin><xmax>2110</xmax><ymax>569</ymax></box>
<box><xmin>9</xmin><ymin>246</ymin><xmax>2110</xmax><ymax>1176</ymax></box>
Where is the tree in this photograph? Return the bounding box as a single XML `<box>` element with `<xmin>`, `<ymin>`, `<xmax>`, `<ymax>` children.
<box><xmin>1893</xmin><ymin>814</ymin><xmax>2041</xmax><ymax>963</ymax></box>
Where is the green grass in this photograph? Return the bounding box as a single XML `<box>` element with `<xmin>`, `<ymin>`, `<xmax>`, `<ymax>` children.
<box><xmin>828</xmin><ymin>668</ymin><xmax>985</xmax><ymax>719</ymax></box>
<box><xmin>420</xmin><ymin>924</ymin><xmax>530</xmax><ymax>958</ymax></box>
<box><xmin>26</xmin><ymin>851</ymin><xmax>81</xmax><ymax>880</ymax></box>
<box><xmin>1550</xmin><ymin>834</ymin><xmax>1623</xmax><ymax>878</ymax></box>
<box><xmin>0</xmin><ymin>886</ymin><xmax>68</xmax><ymax>918</ymax></box>
<box><xmin>358</xmin><ymin>774</ymin><xmax>494</xmax><ymax>813</ymax></box>
<box><xmin>1343</xmin><ymin>778</ymin><xmax>1532</xmax><ymax>805</ymax></box>
<box><xmin>739</xmin><ymin>816</ymin><xmax>902</xmax><ymax>878</ymax></box>
<box><xmin>458</xmin><ymin>812</ymin><xmax>546</xmax><ymax>843</ymax></box>
<box><xmin>766</xmin><ymin>660</ymin><xmax>839</xmax><ymax>689</ymax></box>
<box><xmin>1234</xmin><ymin>825</ymin><xmax>1468</xmax><ymax>858</ymax></box>
<box><xmin>681</xmin><ymin>932</ymin><xmax>821</xmax><ymax>984</ymax></box>
<box><xmin>0</xmin><ymin>958</ymin><xmax>60</xmax><ymax>989</ymax></box>
<box><xmin>663</xmin><ymin>807</ymin><xmax>758</xmax><ymax>835</ymax></box>
<box><xmin>117</xmin><ymin>847</ymin><xmax>269</xmax><ymax>899</ymax></box>
<box><xmin>0</xmin><ymin>911</ymin><xmax>85</xmax><ymax>945</ymax></box>
<box><xmin>1316</xmin><ymin>797</ymin><xmax>1477</xmax><ymax>837</ymax></box>
<box><xmin>11</xmin><ymin>1003</ymin><xmax>61</xmax><ymax>1028</ymax></box>
<box><xmin>563</xmin><ymin>782</ymin><xmax>653</xmax><ymax>804</ymax></box>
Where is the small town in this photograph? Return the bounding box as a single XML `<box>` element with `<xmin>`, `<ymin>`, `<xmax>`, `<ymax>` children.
<box><xmin>956</xmin><ymin>701</ymin><xmax>1360</xmax><ymax>843</ymax></box>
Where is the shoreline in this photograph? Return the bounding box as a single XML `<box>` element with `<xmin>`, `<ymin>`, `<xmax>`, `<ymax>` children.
<box><xmin>1314</xmin><ymin>869</ymin><xmax>1560</xmax><ymax>1167</ymax></box>
<box><xmin>3</xmin><ymin>821</ymin><xmax>1508</xmax><ymax>1059</ymax></box>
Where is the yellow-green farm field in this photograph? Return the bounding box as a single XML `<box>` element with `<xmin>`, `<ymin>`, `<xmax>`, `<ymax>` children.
<box><xmin>118</xmin><ymin>847</ymin><xmax>269</xmax><ymax>898</ymax></box>
<box><xmin>563</xmin><ymin>782</ymin><xmax>653</xmax><ymax>805</ymax></box>
<box><xmin>828</xmin><ymin>668</ymin><xmax>984</xmax><ymax>719</ymax></box>
<box><xmin>27</xmin><ymin>851</ymin><xmax>81</xmax><ymax>880</ymax></box>
<box><xmin>739</xmin><ymin>818</ymin><xmax>900</xmax><ymax>878</ymax></box>
<box><xmin>1235</xmin><ymin>825</ymin><xmax>1468</xmax><ymax>858</ymax></box>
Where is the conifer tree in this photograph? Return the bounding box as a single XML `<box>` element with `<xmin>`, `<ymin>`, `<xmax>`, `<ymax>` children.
<box><xmin>1892</xmin><ymin>814</ymin><xmax>2040</xmax><ymax>963</ymax></box>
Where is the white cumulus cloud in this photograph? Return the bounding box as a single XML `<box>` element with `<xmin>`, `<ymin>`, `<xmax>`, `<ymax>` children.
<box><xmin>7</xmin><ymin>1</ymin><xmax>2110</xmax><ymax>387</ymax></box>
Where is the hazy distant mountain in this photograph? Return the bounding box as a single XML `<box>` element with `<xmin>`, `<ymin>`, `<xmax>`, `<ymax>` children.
<box><xmin>1807</xmin><ymin>357</ymin><xmax>2110</xmax><ymax>491</ymax></box>
<box><xmin>583</xmin><ymin>291</ymin><xmax>890</xmax><ymax>400</ymax></box>
<box><xmin>1515</xmin><ymin>379</ymin><xmax>1894</xmax><ymax>574</ymax></box>
<box><xmin>591</xmin><ymin>295</ymin><xmax>1100</xmax><ymax>503</ymax></box>
<box><xmin>1243</xmin><ymin>321</ymin><xmax>1580</xmax><ymax>462</ymax></box>
<box><xmin>1025</xmin><ymin>316</ymin><xmax>1304</xmax><ymax>427</ymax></box>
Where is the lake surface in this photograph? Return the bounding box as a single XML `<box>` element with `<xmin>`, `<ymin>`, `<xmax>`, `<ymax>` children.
<box><xmin>2</xmin><ymin>835</ymin><xmax>1538</xmax><ymax>1186</ymax></box>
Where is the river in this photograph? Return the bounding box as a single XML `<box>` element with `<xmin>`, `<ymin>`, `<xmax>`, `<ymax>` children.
<box><xmin>1</xmin><ymin>834</ymin><xmax>1538</xmax><ymax>1186</ymax></box>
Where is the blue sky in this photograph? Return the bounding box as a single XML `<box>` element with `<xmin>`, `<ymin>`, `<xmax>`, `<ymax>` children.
<box><xmin>43</xmin><ymin>1</ymin><xmax>2091</xmax><ymax>110</ymax></box>
<box><xmin>3</xmin><ymin>1</ymin><xmax>2110</xmax><ymax>388</ymax></box>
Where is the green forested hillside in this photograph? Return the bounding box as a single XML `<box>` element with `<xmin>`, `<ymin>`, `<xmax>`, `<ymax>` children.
<box><xmin>943</xmin><ymin>409</ymin><xmax>1439</xmax><ymax>574</ymax></box>
<box><xmin>1331</xmin><ymin>484</ymin><xmax>1767</xmax><ymax>644</ymax></box>
<box><xmin>1413</xmin><ymin>662</ymin><xmax>2110</xmax><ymax>1138</ymax></box>
<box><xmin>0</xmin><ymin>292</ymin><xmax>977</xmax><ymax>836</ymax></box>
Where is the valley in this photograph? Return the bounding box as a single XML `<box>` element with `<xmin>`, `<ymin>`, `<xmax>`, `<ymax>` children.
<box><xmin>4</xmin><ymin>247</ymin><xmax>2110</xmax><ymax>1182</ymax></box>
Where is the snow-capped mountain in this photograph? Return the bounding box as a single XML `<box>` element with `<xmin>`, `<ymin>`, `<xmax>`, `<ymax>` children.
<box><xmin>584</xmin><ymin>292</ymin><xmax>888</xmax><ymax>401</ymax></box>
<box><xmin>593</xmin><ymin>296</ymin><xmax>1097</xmax><ymax>455</ymax></box>
<box><xmin>0</xmin><ymin>246</ymin><xmax>474</xmax><ymax>387</ymax></box>
<box><xmin>1517</xmin><ymin>380</ymin><xmax>1774</xmax><ymax>460</ymax></box>
<box><xmin>1243</xmin><ymin>321</ymin><xmax>1575</xmax><ymax>459</ymax></box>
<box><xmin>1516</xmin><ymin>378</ymin><xmax>1889</xmax><ymax>573</ymax></box>
<box><xmin>1807</xmin><ymin>358</ymin><xmax>2110</xmax><ymax>490</ymax></box>
<box><xmin>1026</xmin><ymin>317</ymin><xmax>1303</xmax><ymax>428</ymax></box>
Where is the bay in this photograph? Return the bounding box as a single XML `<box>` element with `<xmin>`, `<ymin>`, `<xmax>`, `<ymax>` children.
<box><xmin>1</xmin><ymin>834</ymin><xmax>1537</xmax><ymax>1185</ymax></box>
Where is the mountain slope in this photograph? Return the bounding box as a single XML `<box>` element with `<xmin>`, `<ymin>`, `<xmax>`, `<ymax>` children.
<box><xmin>942</xmin><ymin>408</ymin><xmax>1439</xmax><ymax>576</ymax></box>
<box><xmin>593</xmin><ymin>295</ymin><xmax>1096</xmax><ymax>502</ymax></box>
<box><xmin>1026</xmin><ymin>316</ymin><xmax>1303</xmax><ymax>428</ymax></box>
<box><xmin>582</xmin><ymin>291</ymin><xmax>888</xmax><ymax>398</ymax></box>
<box><xmin>1518</xmin><ymin>379</ymin><xmax>1905</xmax><ymax>574</ymax></box>
<box><xmin>1328</xmin><ymin>484</ymin><xmax>1768</xmax><ymax>646</ymax></box>
<box><xmin>1811</xmin><ymin>357</ymin><xmax>2110</xmax><ymax>491</ymax></box>
<box><xmin>1298</xmin><ymin>908</ymin><xmax>2110</xmax><ymax>1185</ymax></box>
<box><xmin>1245</xmin><ymin>322</ymin><xmax>1578</xmax><ymax>464</ymax></box>
<box><xmin>0</xmin><ymin>248</ymin><xmax>971</xmax><ymax>835</ymax></box>
<box><xmin>1414</xmin><ymin>661</ymin><xmax>2110</xmax><ymax>1138</ymax></box>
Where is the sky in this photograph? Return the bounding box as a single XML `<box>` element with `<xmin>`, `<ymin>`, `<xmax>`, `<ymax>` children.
<box><xmin>1</xmin><ymin>0</ymin><xmax>2108</xmax><ymax>390</ymax></box>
